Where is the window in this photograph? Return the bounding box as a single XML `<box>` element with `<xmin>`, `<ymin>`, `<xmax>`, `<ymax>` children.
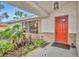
<box><xmin>22</xmin><ymin>20</ymin><xmax>38</xmax><ymax>33</ymax></box>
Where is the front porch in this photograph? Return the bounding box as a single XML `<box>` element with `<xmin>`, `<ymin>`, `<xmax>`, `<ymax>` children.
<box><xmin>0</xmin><ymin>1</ymin><xmax>79</xmax><ymax>57</ymax></box>
<box><xmin>24</xmin><ymin>42</ymin><xmax>78</xmax><ymax>57</ymax></box>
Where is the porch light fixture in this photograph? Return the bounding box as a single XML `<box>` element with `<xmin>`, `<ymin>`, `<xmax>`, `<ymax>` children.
<box><xmin>54</xmin><ymin>2</ymin><xmax>59</xmax><ymax>10</ymax></box>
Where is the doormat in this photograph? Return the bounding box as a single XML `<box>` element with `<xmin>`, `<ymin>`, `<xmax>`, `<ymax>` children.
<box><xmin>41</xmin><ymin>42</ymin><xmax>50</xmax><ymax>48</ymax></box>
<box><xmin>51</xmin><ymin>42</ymin><xmax>70</xmax><ymax>50</ymax></box>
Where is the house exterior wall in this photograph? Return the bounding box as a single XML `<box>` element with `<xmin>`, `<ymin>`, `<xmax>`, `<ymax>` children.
<box><xmin>39</xmin><ymin>2</ymin><xmax>77</xmax><ymax>45</ymax></box>
<box><xmin>76</xmin><ymin>2</ymin><xmax>79</xmax><ymax>56</ymax></box>
<box><xmin>41</xmin><ymin>2</ymin><xmax>77</xmax><ymax>33</ymax></box>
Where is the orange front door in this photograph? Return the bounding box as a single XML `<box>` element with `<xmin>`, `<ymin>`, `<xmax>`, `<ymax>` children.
<box><xmin>55</xmin><ymin>15</ymin><xmax>68</xmax><ymax>44</ymax></box>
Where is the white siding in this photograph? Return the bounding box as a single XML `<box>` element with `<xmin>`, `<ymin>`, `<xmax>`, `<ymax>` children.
<box><xmin>41</xmin><ymin>18</ymin><xmax>53</xmax><ymax>32</ymax></box>
<box><xmin>76</xmin><ymin>2</ymin><xmax>79</xmax><ymax>56</ymax></box>
<box><xmin>41</xmin><ymin>2</ymin><xmax>77</xmax><ymax>33</ymax></box>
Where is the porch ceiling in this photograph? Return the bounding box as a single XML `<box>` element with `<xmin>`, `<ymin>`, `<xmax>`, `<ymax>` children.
<box><xmin>6</xmin><ymin>1</ymin><xmax>68</xmax><ymax>18</ymax></box>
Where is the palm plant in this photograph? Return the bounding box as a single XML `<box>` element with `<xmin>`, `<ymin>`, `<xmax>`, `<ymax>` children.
<box><xmin>0</xmin><ymin>4</ymin><xmax>9</xmax><ymax>23</ymax></box>
<box><xmin>0</xmin><ymin>4</ymin><xmax>4</xmax><ymax>10</ymax></box>
<box><xmin>0</xmin><ymin>40</ymin><xmax>15</xmax><ymax>56</ymax></box>
<box><xmin>0</xmin><ymin>41</ymin><xmax>15</xmax><ymax>56</ymax></box>
<box><xmin>0</xmin><ymin>4</ymin><xmax>4</xmax><ymax>22</ymax></box>
<box><xmin>1</xmin><ymin>28</ymin><xmax>12</xmax><ymax>39</ymax></box>
<box><xmin>1</xmin><ymin>24</ymin><xmax>21</xmax><ymax>40</ymax></box>
<box><xmin>15</xmin><ymin>11</ymin><xmax>23</xmax><ymax>18</ymax></box>
<box><xmin>8</xmin><ymin>24</ymin><xmax>25</xmax><ymax>45</ymax></box>
<box><xmin>13</xmin><ymin>11</ymin><xmax>27</xmax><ymax>19</ymax></box>
<box><xmin>0</xmin><ymin>12</ymin><xmax>9</xmax><ymax>23</ymax></box>
<box><xmin>2</xmin><ymin>12</ymin><xmax>9</xmax><ymax>19</ymax></box>
<box><xmin>1</xmin><ymin>24</ymin><xmax>27</xmax><ymax>48</ymax></box>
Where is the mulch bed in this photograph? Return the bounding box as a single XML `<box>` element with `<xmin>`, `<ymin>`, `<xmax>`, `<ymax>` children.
<box><xmin>3</xmin><ymin>40</ymin><xmax>47</xmax><ymax>57</ymax></box>
<box><xmin>3</xmin><ymin>38</ymin><xmax>35</xmax><ymax>57</ymax></box>
<box><xmin>3</xmin><ymin>46</ymin><xmax>26</xmax><ymax>57</ymax></box>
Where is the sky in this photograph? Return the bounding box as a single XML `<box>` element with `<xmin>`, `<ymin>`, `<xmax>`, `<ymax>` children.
<box><xmin>0</xmin><ymin>2</ymin><xmax>35</xmax><ymax>22</ymax></box>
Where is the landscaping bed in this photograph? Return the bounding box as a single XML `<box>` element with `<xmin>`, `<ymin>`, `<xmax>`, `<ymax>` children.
<box><xmin>0</xmin><ymin>24</ymin><xmax>45</xmax><ymax>57</ymax></box>
<box><xmin>0</xmin><ymin>38</ymin><xmax>45</xmax><ymax>57</ymax></box>
<box><xmin>3</xmin><ymin>44</ymin><xmax>37</xmax><ymax>57</ymax></box>
<box><xmin>3</xmin><ymin>38</ymin><xmax>45</xmax><ymax>57</ymax></box>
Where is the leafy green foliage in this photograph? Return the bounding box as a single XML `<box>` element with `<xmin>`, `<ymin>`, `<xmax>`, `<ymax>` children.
<box><xmin>0</xmin><ymin>4</ymin><xmax>9</xmax><ymax>22</ymax></box>
<box><xmin>0</xmin><ymin>33</ymin><xmax>1</xmax><ymax>37</ymax></box>
<box><xmin>0</xmin><ymin>41</ymin><xmax>15</xmax><ymax>56</ymax></box>
<box><xmin>1</xmin><ymin>24</ymin><xmax>21</xmax><ymax>39</ymax></box>
<box><xmin>10</xmin><ymin>24</ymin><xmax>25</xmax><ymax>44</ymax></box>
<box><xmin>12</xmin><ymin>24</ymin><xmax>21</xmax><ymax>30</ymax></box>
<box><xmin>2</xmin><ymin>12</ymin><xmax>9</xmax><ymax>19</ymax></box>
<box><xmin>1</xmin><ymin>28</ymin><xmax>12</xmax><ymax>39</ymax></box>
<box><xmin>27</xmin><ymin>44</ymin><xmax>36</xmax><ymax>50</ymax></box>
<box><xmin>1</xmin><ymin>24</ymin><xmax>25</xmax><ymax>47</ymax></box>
<box><xmin>0</xmin><ymin>24</ymin><xmax>39</xmax><ymax>56</ymax></box>
<box><xmin>15</xmin><ymin>11</ymin><xmax>23</xmax><ymax>17</ymax></box>
<box><xmin>35</xmin><ymin>38</ymin><xmax>45</xmax><ymax>46</ymax></box>
<box><xmin>14</xmin><ymin>11</ymin><xmax>27</xmax><ymax>19</ymax></box>
<box><xmin>0</xmin><ymin>4</ymin><xmax>4</xmax><ymax>9</ymax></box>
<box><xmin>0</xmin><ymin>12</ymin><xmax>9</xmax><ymax>22</ymax></box>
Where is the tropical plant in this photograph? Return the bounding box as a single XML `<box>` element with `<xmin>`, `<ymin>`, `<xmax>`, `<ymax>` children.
<box><xmin>27</xmin><ymin>44</ymin><xmax>36</xmax><ymax>50</ymax></box>
<box><xmin>0</xmin><ymin>32</ymin><xmax>2</xmax><ymax>39</ymax></box>
<box><xmin>2</xmin><ymin>12</ymin><xmax>9</xmax><ymax>19</ymax></box>
<box><xmin>11</xmin><ymin>24</ymin><xmax>22</xmax><ymax>39</ymax></box>
<box><xmin>13</xmin><ymin>11</ymin><xmax>27</xmax><ymax>19</ymax></box>
<box><xmin>1</xmin><ymin>28</ymin><xmax>11</xmax><ymax>39</ymax></box>
<box><xmin>2</xmin><ymin>24</ymin><xmax>21</xmax><ymax>38</ymax></box>
<box><xmin>0</xmin><ymin>4</ymin><xmax>9</xmax><ymax>22</ymax></box>
<box><xmin>0</xmin><ymin>32</ymin><xmax>1</xmax><ymax>36</ymax></box>
<box><xmin>0</xmin><ymin>24</ymin><xmax>22</xmax><ymax>48</ymax></box>
<box><xmin>15</xmin><ymin>11</ymin><xmax>23</xmax><ymax>17</ymax></box>
<box><xmin>35</xmin><ymin>38</ymin><xmax>45</xmax><ymax>46</ymax></box>
<box><xmin>0</xmin><ymin>4</ymin><xmax>4</xmax><ymax>22</ymax></box>
<box><xmin>0</xmin><ymin>41</ymin><xmax>15</xmax><ymax>56</ymax></box>
<box><xmin>0</xmin><ymin>4</ymin><xmax>4</xmax><ymax>10</ymax></box>
<box><xmin>0</xmin><ymin>12</ymin><xmax>9</xmax><ymax>22</ymax></box>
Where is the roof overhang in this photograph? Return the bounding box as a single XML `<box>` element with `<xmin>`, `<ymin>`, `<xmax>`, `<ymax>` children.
<box><xmin>6</xmin><ymin>1</ymin><xmax>49</xmax><ymax>18</ymax></box>
<box><xmin>6</xmin><ymin>1</ymin><xmax>69</xmax><ymax>18</ymax></box>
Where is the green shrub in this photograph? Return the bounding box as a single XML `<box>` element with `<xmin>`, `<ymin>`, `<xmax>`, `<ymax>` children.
<box><xmin>1</xmin><ymin>28</ymin><xmax>12</xmax><ymax>39</ymax></box>
<box><xmin>35</xmin><ymin>38</ymin><xmax>45</xmax><ymax>46</ymax></box>
<box><xmin>27</xmin><ymin>44</ymin><xmax>35</xmax><ymax>50</ymax></box>
<box><xmin>0</xmin><ymin>32</ymin><xmax>2</xmax><ymax>38</ymax></box>
<box><xmin>0</xmin><ymin>41</ymin><xmax>15</xmax><ymax>56</ymax></box>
